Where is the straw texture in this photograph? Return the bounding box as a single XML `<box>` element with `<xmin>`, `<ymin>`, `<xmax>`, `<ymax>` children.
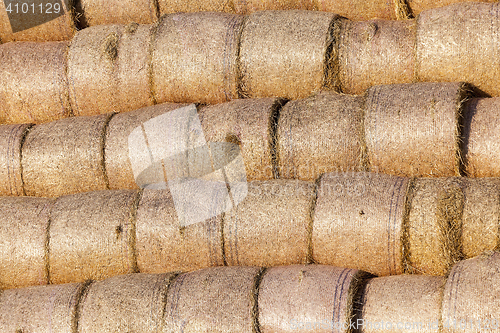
<box><xmin>78</xmin><ymin>0</ymin><xmax>158</xmax><ymax>26</ymax></box>
<box><xmin>152</xmin><ymin>12</ymin><xmax>243</xmax><ymax>104</ymax></box>
<box><xmin>234</xmin><ymin>0</ymin><xmax>316</xmax><ymax>13</ymax></box>
<box><xmin>409</xmin><ymin>0</ymin><xmax>498</xmax><ymax>16</ymax></box>
<box><xmin>316</xmin><ymin>0</ymin><xmax>402</xmax><ymax>20</ymax></box>
<box><xmin>239</xmin><ymin>10</ymin><xmax>338</xmax><ymax>100</ymax></box>
<box><xmin>22</xmin><ymin>114</ymin><xmax>110</xmax><ymax>197</ymax></box>
<box><xmin>0</xmin><ymin>42</ymin><xmax>71</xmax><ymax>124</ymax></box>
<box><xmin>49</xmin><ymin>190</ymin><xmax>139</xmax><ymax>284</ymax></box>
<box><xmin>0</xmin><ymin>124</ymin><xmax>30</xmax><ymax>196</ymax></box>
<box><xmin>158</xmin><ymin>0</ymin><xmax>235</xmax><ymax>14</ymax></box>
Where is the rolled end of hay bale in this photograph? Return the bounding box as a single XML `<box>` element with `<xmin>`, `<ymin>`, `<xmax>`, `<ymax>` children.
<box><xmin>78</xmin><ymin>0</ymin><xmax>158</xmax><ymax>26</ymax></box>
<box><xmin>0</xmin><ymin>0</ymin><xmax>75</xmax><ymax>42</ymax></box>
<box><xmin>365</xmin><ymin>82</ymin><xmax>468</xmax><ymax>177</ymax></box>
<box><xmin>68</xmin><ymin>24</ymin><xmax>154</xmax><ymax>117</ymax></box>
<box><xmin>0</xmin><ymin>124</ymin><xmax>31</xmax><ymax>196</ymax></box>
<box><xmin>406</xmin><ymin>178</ymin><xmax>465</xmax><ymax>276</ymax></box>
<box><xmin>199</xmin><ymin>98</ymin><xmax>284</xmax><ymax>181</ymax></box>
<box><xmin>338</xmin><ymin>19</ymin><xmax>416</xmax><ymax>95</ymax></box>
<box><xmin>239</xmin><ymin>10</ymin><xmax>339</xmax><ymax>100</ymax></box>
<box><xmin>152</xmin><ymin>12</ymin><xmax>243</xmax><ymax>105</ymax></box>
<box><xmin>259</xmin><ymin>265</ymin><xmax>367</xmax><ymax>333</ymax></box>
<box><xmin>463</xmin><ymin>98</ymin><xmax>500</xmax><ymax>177</ymax></box>
<box><xmin>78</xmin><ymin>273</ymin><xmax>176</xmax><ymax>332</ymax></box>
<box><xmin>0</xmin><ymin>197</ymin><xmax>54</xmax><ymax>289</ymax></box>
<box><xmin>136</xmin><ymin>189</ymin><xmax>224</xmax><ymax>274</ymax></box>
<box><xmin>417</xmin><ymin>3</ymin><xmax>500</xmax><ymax>97</ymax></box>
<box><xmin>278</xmin><ymin>92</ymin><xmax>365</xmax><ymax>180</ymax></box>
<box><xmin>442</xmin><ymin>252</ymin><xmax>500</xmax><ymax>333</ymax></box>
<box><xmin>0</xmin><ymin>282</ymin><xmax>85</xmax><ymax>332</ymax></box>
<box><xmin>49</xmin><ymin>190</ymin><xmax>139</xmax><ymax>284</ymax></box>
<box><xmin>357</xmin><ymin>275</ymin><xmax>444</xmax><ymax>333</ymax></box>
<box><xmin>0</xmin><ymin>42</ymin><xmax>71</xmax><ymax>124</ymax></box>
<box><xmin>234</xmin><ymin>0</ymin><xmax>316</xmax><ymax>14</ymax></box>
<box><xmin>158</xmin><ymin>0</ymin><xmax>235</xmax><ymax>14</ymax></box>
<box><xmin>164</xmin><ymin>266</ymin><xmax>261</xmax><ymax>332</ymax></box>
<box><xmin>223</xmin><ymin>180</ymin><xmax>314</xmax><ymax>267</ymax></box>
<box><xmin>22</xmin><ymin>114</ymin><xmax>110</xmax><ymax>197</ymax></box>
<box><xmin>313</xmin><ymin>172</ymin><xmax>409</xmax><ymax>276</ymax></box>
<box><xmin>315</xmin><ymin>0</ymin><xmax>401</xmax><ymax>20</ymax></box>
<box><xmin>461</xmin><ymin>179</ymin><xmax>500</xmax><ymax>258</ymax></box>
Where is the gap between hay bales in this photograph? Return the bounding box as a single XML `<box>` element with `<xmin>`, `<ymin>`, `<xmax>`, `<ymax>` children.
<box><xmin>17</xmin><ymin>124</ymin><xmax>34</xmax><ymax>197</ymax></box>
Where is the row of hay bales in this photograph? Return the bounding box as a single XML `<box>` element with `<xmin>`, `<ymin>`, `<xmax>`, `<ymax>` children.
<box><xmin>2</xmin><ymin>82</ymin><xmax>500</xmax><ymax>198</ymax></box>
<box><xmin>1</xmin><ymin>172</ymin><xmax>499</xmax><ymax>289</ymax></box>
<box><xmin>3</xmin><ymin>3</ymin><xmax>500</xmax><ymax>124</ymax></box>
<box><xmin>1</xmin><ymin>253</ymin><xmax>499</xmax><ymax>333</ymax></box>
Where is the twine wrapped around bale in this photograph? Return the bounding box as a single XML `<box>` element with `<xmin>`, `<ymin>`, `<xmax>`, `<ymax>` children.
<box><xmin>259</xmin><ymin>265</ymin><xmax>367</xmax><ymax>333</ymax></box>
<box><xmin>163</xmin><ymin>266</ymin><xmax>262</xmax><ymax>332</ymax></box>
<box><xmin>337</xmin><ymin>19</ymin><xmax>416</xmax><ymax>95</ymax></box>
<box><xmin>416</xmin><ymin>2</ymin><xmax>500</xmax><ymax>97</ymax></box>
<box><xmin>0</xmin><ymin>124</ymin><xmax>31</xmax><ymax>196</ymax></box>
<box><xmin>364</xmin><ymin>82</ymin><xmax>468</xmax><ymax>177</ymax></box>
<box><xmin>77</xmin><ymin>0</ymin><xmax>158</xmax><ymax>26</ymax></box>
<box><xmin>356</xmin><ymin>275</ymin><xmax>444</xmax><ymax>333</ymax></box>
<box><xmin>0</xmin><ymin>197</ymin><xmax>54</xmax><ymax>289</ymax></box>
<box><xmin>22</xmin><ymin>114</ymin><xmax>111</xmax><ymax>197</ymax></box>
<box><xmin>68</xmin><ymin>24</ymin><xmax>154</xmax><ymax>117</ymax></box>
<box><xmin>277</xmin><ymin>92</ymin><xmax>365</xmax><ymax>180</ymax></box>
<box><xmin>151</xmin><ymin>12</ymin><xmax>243</xmax><ymax>105</ymax></box>
<box><xmin>238</xmin><ymin>10</ymin><xmax>339</xmax><ymax>100</ymax></box>
<box><xmin>0</xmin><ymin>42</ymin><xmax>71</xmax><ymax>124</ymax></box>
<box><xmin>406</xmin><ymin>178</ymin><xmax>465</xmax><ymax>276</ymax></box>
<box><xmin>441</xmin><ymin>252</ymin><xmax>500</xmax><ymax>333</ymax></box>
<box><xmin>49</xmin><ymin>190</ymin><xmax>140</xmax><ymax>284</ymax></box>
<box><xmin>78</xmin><ymin>273</ymin><xmax>176</xmax><ymax>333</ymax></box>
<box><xmin>313</xmin><ymin>173</ymin><xmax>409</xmax><ymax>276</ymax></box>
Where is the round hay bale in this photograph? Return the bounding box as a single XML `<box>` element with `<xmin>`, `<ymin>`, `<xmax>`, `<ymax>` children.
<box><xmin>0</xmin><ymin>0</ymin><xmax>75</xmax><ymax>42</ymax></box>
<box><xmin>239</xmin><ymin>10</ymin><xmax>339</xmax><ymax>100</ymax></box>
<box><xmin>0</xmin><ymin>197</ymin><xmax>53</xmax><ymax>289</ymax></box>
<box><xmin>158</xmin><ymin>0</ymin><xmax>235</xmax><ymax>14</ymax></box>
<box><xmin>49</xmin><ymin>190</ymin><xmax>140</xmax><ymax>284</ymax></box>
<box><xmin>78</xmin><ymin>273</ymin><xmax>176</xmax><ymax>333</ymax></box>
<box><xmin>406</xmin><ymin>178</ymin><xmax>465</xmax><ymax>276</ymax></box>
<box><xmin>22</xmin><ymin>114</ymin><xmax>111</xmax><ymax>197</ymax></box>
<box><xmin>0</xmin><ymin>41</ymin><xmax>71</xmax><ymax>124</ymax></box>
<box><xmin>68</xmin><ymin>24</ymin><xmax>155</xmax><ymax>117</ymax></box>
<box><xmin>416</xmin><ymin>2</ymin><xmax>500</xmax><ymax>97</ymax></box>
<box><xmin>463</xmin><ymin>98</ymin><xmax>500</xmax><ymax>177</ymax></box>
<box><xmin>259</xmin><ymin>265</ymin><xmax>367</xmax><ymax>333</ymax></box>
<box><xmin>313</xmin><ymin>172</ymin><xmax>409</xmax><ymax>276</ymax></box>
<box><xmin>136</xmin><ymin>189</ymin><xmax>225</xmax><ymax>274</ymax></box>
<box><xmin>461</xmin><ymin>178</ymin><xmax>500</xmax><ymax>259</ymax></box>
<box><xmin>278</xmin><ymin>92</ymin><xmax>365</xmax><ymax>181</ymax></box>
<box><xmin>357</xmin><ymin>275</ymin><xmax>444</xmax><ymax>333</ymax></box>
<box><xmin>234</xmin><ymin>0</ymin><xmax>316</xmax><ymax>13</ymax></box>
<box><xmin>0</xmin><ymin>282</ymin><xmax>85</xmax><ymax>332</ymax></box>
<box><xmin>199</xmin><ymin>98</ymin><xmax>284</xmax><ymax>181</ymax></box>
<box><xmin>365</xmin><ymin>82</ymin><xmax>468</xmax><ymax>177</ymax></box>
<box><xmin>0</xmin><ymin>124</ymin><xmax>31</xmax><ymax>196</ymax></box>
<box><xmin>338</xmin><ymin>19</ymin><xmax>416</xmax><ymax>95</ymax></box>
<box><xmin>223</xmin><ymin>180</ymin><xmax>314</xmax><ymax>267</ymax></box>
<box><xmin>151</xmin><ymin>12</ymin><xmax>243</xmax><ymax>105</ymax></box>
<box><xmin>78</xmin><ymin>0</ymin><xmax>158</xmax><ymax>26</ymax></box>
<box><xmin>409</xmin><ymin>0</ymin><xmax>498</xmax><ymax>16</ymax></box>
<box><xmin>163</xmin><ymin>266</ymin><xmax>261</xmax><ymax>332</ymax></box>
<box><xmin>441</xmin><ymin>252</ymin><xmax>500</xmax><ymax>333</ymax></box>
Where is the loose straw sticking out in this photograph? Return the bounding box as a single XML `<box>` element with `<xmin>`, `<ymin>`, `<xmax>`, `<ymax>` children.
<box><xmin>338</xmin><ymin>19</ymin><xmax>416</xmax><ymax>95</ymax></box>
<box><xmin>259</xmin><ymin>265</ymin><xmax>367</xmax><ymax>333</ymax></box>
<box><xmin>406</xmin><ymin>178</ymin><xmax>465</xmax><ymax>276</ymax></box>
<box><xmin>409</xmin><ymin>0</ymin><xmax>498</xmax><ymax>16</ymax></box>
<box><xmin>78</xmin><ymin>0</ymin><xmax>158</xmax><ymax>26</ymax></box>
<box><xmin>441</xmin><ymin>251</ymin><xmax>500</xmax><ymax>333</ymax></box>
<box><xmin>315</xmin><ymin>0</ymin><xmax>400</xmax><ymax>20</ymax></box>
<box><xmin>22</xmin><ymin>114</ymin><xmax>111</xmax><ymax>198</ymax></box>
<box><xmin>78</xmin><ymin>273</ymin><xmax>176</xmax><ymax>332</ymax></box>
<box><xmin>0</xmin><ymin>124</ymin><xmax>31</xmax><ymax>196</ymax></box>
<box><xmin>151</xmin><ymin>12</ymin><xmax>243</xmax><ymax>105</ymax></box>
<box><xmin>416</xmin><ymin>2</ymin><xmax>500</xmax><ymax>97</ymax></box>
<box><xmin>0</xmin><ymin>197</ymin><xmax>54</xmax><ymax>289</ymax></box>
<box><xmin>136</xmin><ymin>189</ymin><xmax>224</xmax><ymax>274</ymax></box>
<box><xmin>0</xmin><ymin>282</ymin><xmax>85</xmax><ymax>332</ymax></box>
<box><xmin>0</xmin><ymin>42</ymin><xmax>71</xmax><ymax>124</ymax></box>
<box><xmin>357</xmin><ymin>275</ymin><xmax>444</xmax><ymax>333</ymax></box>
<box><xmin>49</xmin><ymin>190</ymin><xmax>139</xmax><ymax>284</ymax></box>
<box><xmin>239</xmin><ymin>10</ymin><xmax>339</xmax><ymax>100</ymax></box>
<box><xmin>364</xmin><ymin>82</ymin><xmax>468</xmax><ymax>178</ymax></box>
<box><xmin>163</xmin><ymin>266</ymin><xmax>261</xmax><ymax>332</ymax></box>
<box><xmin>278</xmin><ymin>92</ymin><xmax>365</xmax><ymax>181</ymax></box>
